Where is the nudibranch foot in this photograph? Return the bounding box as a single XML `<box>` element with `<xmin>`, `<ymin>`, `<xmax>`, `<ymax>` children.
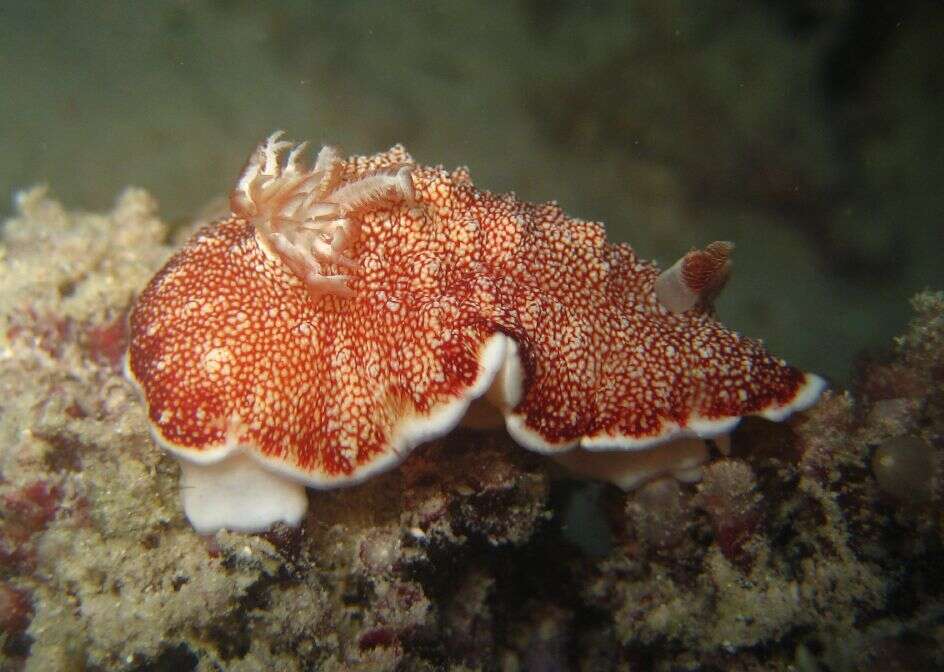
<box><xmin>552</xmin><ymin>437</ymin><xmax>710</xmax><ymax>491</ymax></box>
<box><xmin>231</xmin><ymin>131</ymin><xmax>414</xmax><ymax>297</ymax></box>
<box><xmin>544</xmin><ymin>375</ymin><xmax>825</xmax><ymax>491</ymax></box>
<box><xmin>178</xmin><ymin>451</ymin><xmax>308</xmax><ymax>534</ymax></box>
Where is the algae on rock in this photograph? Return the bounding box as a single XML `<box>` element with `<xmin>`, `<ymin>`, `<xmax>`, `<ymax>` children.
<box><xmin>0</xmin><ymin>191</ymin><xmax>942</xmax><ymax>671</ymax></box>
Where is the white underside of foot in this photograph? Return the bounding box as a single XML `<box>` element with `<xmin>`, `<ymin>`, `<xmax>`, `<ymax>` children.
<box><xmin>549</xmin><ymin>437</ymin><xmax>710</xmax><ymax>491</ymax></box>
<box><xmin>178</xmin><ymin>451</ymin><xmax>309</xmax><ymax>534</ymax></box>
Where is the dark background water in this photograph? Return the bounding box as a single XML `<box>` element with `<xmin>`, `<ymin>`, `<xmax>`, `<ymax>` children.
<box><xmin>2</xmin><ymin>0</ymin><xmax>942</xmax><ymax>384</ymax></box>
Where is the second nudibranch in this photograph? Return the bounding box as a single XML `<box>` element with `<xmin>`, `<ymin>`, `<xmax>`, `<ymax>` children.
<box><xmin>126</xmin><ymin>131</ymin><xmax>825</xmax><ymax>533</ymax></box>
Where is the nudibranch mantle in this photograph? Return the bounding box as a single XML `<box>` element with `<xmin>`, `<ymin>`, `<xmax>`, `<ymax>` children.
<box><xmin>126</xmin><ymin>132</ymin><xmax>825</xmax><ymax>533</ymax></box>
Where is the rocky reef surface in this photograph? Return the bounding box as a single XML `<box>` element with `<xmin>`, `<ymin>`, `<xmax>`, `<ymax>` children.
<box><xmin>0</xmin><ymin>190</ymin><xmax>941</xmax><ymax>670</ymax></box>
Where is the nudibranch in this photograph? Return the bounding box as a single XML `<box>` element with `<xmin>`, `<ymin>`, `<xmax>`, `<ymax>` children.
<box><xmin>126</xmin><ymin>131</ymin><xmax>825</xmax><ymax>533</ymax></box>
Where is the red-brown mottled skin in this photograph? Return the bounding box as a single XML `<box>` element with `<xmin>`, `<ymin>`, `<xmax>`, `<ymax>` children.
<box><xmin>128</xmin><ymin>146</ymin><xmax>807</xmax><ymax>480</ymax></box>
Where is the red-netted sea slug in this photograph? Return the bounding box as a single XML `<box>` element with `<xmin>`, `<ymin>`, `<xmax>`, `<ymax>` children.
<box><xmin>126</xmin><ymin>132</ymin><xmax>825</xmax><ymax>533</ymax></box>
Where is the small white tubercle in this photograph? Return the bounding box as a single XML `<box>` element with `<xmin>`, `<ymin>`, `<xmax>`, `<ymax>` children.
<box><xmin>178</xmin><ymin>451</ymin><xmax>308</xmax><ymax>534</ymax></box>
